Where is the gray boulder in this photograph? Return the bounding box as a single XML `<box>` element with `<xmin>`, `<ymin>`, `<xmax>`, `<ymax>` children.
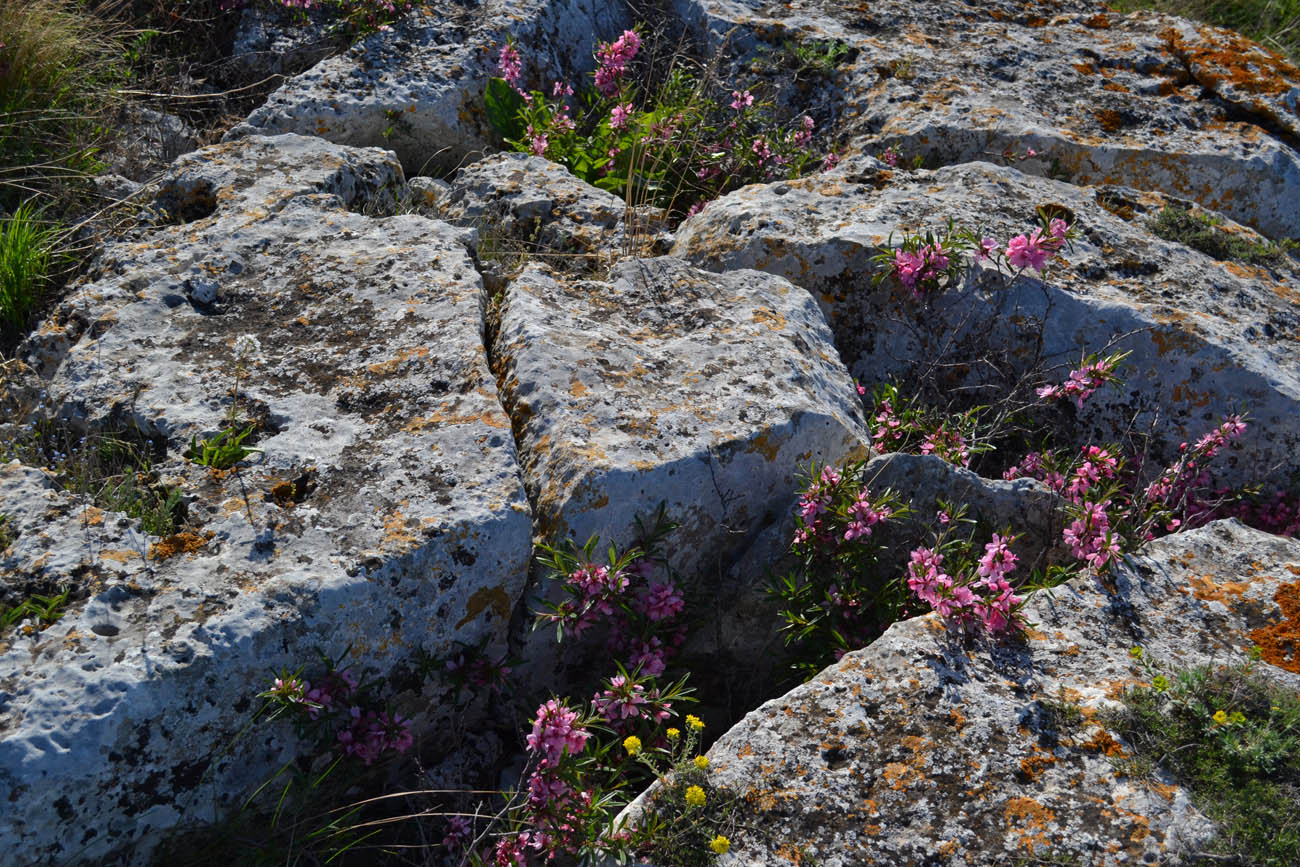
<box><xmin>0</xmin><ymin>134</ymin><xmax>532</xmax><ymax>863</ymax></box>
<box><xmin>673</xmin><ymin>161</ymin><xmax>1300</xmax><ymax>485</ymax></box>
<box><xmin>671</xmin><ymin>520</ymin><xmax>1300</xmax><ymax>865</ymax></box>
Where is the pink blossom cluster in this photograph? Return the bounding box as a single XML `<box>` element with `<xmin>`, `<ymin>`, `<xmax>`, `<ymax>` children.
<box><xmin>919</xmin><ymin>423</ymin><xmax>971</xmax><ymax>468</ymax></box>
<box><xmin>880</xmin><ymin>145</ymin><xmax>901</xmax><ymax>167</ymax></box>
<box><xmin>905</xmin><ymin>538</ymin><xmax>1024</xmax><ymax>634</ymax></box>
<box><xmin>1002</xmin><ymin>450</ymin><xmax>1066</xmax><ymax>491</ymax></box>
<box><xmin>498</xmin><ymin>43</ymin><xmax>523</xmax><ymax>87</ymax></box>
<box><xmin>1036</xmin><ymin>353</ymin><xmax>1122</xmax><ymax>408</ymax></box>
<box><xmin>793</xmin><ymin>115</ymin><xmax>815</xmax><ymax>148</ymax></box>
<box><xmin>844</xmin><ymin>490</ymin><xmax>893</xmax><ymax>541</ymax></box>
<box><xmin>892</xmin><ymin>242</ymin><xmax>951</xmax><ymax>296</ymax></box>
<box><xmin>303</xmin><ymin>668</ymin><xmax>358</xmax><ymax>720</ymax></box>
<box><xmin>1144</xmin><ymin>414</ymin><xmax>1248</xmax><ymax>530</ymax></box>
<box><xmin>591</xmin><ymin>673</ymin><xmax>673</xmax><ymax>730</ymax></box>
<box><xmin>1063</xmin><ymin>501</ymin><xmax>1120</xmax><ymax>570</ymax></box>
<box><xmin>526</xmin><ymin>699</ymin><xmax>590</xmax><ymax>763</ymax></box>
<box><xmin>336</xmin><ymin>707</ymin><xmax>413</xmax><ymax>765</ymax></box>
<box><xmin>1005</xmin><ymin>219</ymin><xmax>1067</xmax><ymax>272</ymax></box>
<box><xmin>594</xmin><ymin>29</ymin><xmax>641</xmax><ymax>97</ymax></box>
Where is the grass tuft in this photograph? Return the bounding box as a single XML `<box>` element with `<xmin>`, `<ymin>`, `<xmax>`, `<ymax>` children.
<box><xmin>1109</xmin><ymin>0</ymin><xmax>1300</xmax><ymax>65</ymax></box>
<box><xmin>1108</xmin><ymin>657</ymin><xmax>1300</xmax><ymax>866</ymax></box>
<box><xmin>1148</xmin><ymin>203</ymin><xmax>1297</xmax><ymax>266</ymax></box>
<box><xmin>0</xmin><ymin>200</ymin><xmax>60</xmax><ymax>332</ymax></box>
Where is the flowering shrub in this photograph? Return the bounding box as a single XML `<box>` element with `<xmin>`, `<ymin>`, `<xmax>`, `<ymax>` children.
<box><xmin>871</xmin><ymin>213</ymin><xmax>1076</xmax><ymax>298</ymax></box>
<box><xmin>534</xmin><ymin>507</ymin><xmax>686</xmax><ymax>678</ymax></box>
<box><xmin>485</xmin><ymin>28</ymin><xmax>827</xmax><ymax>217</ymax></box>
<box><xmin>259</xmin><ymin>658</ymin><xmax>412</xmax><ymax>766</ymax></box>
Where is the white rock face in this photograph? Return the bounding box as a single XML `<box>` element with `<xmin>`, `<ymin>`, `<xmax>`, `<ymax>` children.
<box><xmin>225</xmin><ymin>0</ymin><xmax>633</xmax><ymax>173</ymax></box>
<box><xmin>0</xmin><ymin>135</ymin><xmax>532</xmax><ymax>863</ymax></box>
<box><xmin>673</xmin><ymin>161</ymin><xmax>1300</xmax><ymax>485</ymax></box>
<box><xmin>667</xmin><ymin>521</ymin><xmax>1300</xmax><ymax>864</ymax></box>
<box><xmin>496</xmin><ymin>256</ymin><xmax>870</xmax><ymax>581</ymax></box>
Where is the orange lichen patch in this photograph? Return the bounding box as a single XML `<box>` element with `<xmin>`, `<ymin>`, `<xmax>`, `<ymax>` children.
<box><xmin>1004</xmin><ymin>797</ymin><xmax>1056</xmax><ymax>851</ymax></box>
<box><xmin>1222</xmin><ymin>260</ymin><xmax>1269</xmax><ymax>280</ymax></box>
<box><xmin>1083</xmin><ymin>13</ymin><xmax>1112</xmax><ymax>28</ymax></box>
<box><xmin>881</xmin><ymin>761</ymin><xmax>921</xmax><ymax>790</ymax></box>
<box><xmin>80</xmin><ymin>507</ymin><xmax>105</xmax><ymax>527</ymax></box>
<box><xmin>1149</xmin><ymin>780</ymin><xmax>1179</xmax><ymax>802</ymax></box>
<box><xmin>1150</xmin><ymin>328</ymin><xmax>1200</xmax><ymax>358</ymax></box>
<box><xmin>737</xmin><ymin>744</ymin><xmax>754</xmax><ymax>758</ymax></box>
<box><xmin>150</xmin><ymin>531</ymin><xmax>213</xmax><ymax>561</ymax></box>
<box><xmin>938</xmin><ymin>840</ymin><xmax>959</xmax><ymax>857</ymax></box>
<box><xmin>948</xmin><ymin>708</ymin><xmax>968</xmax><ymax>730</ymax></box>
<box><xmin>1250</xmin><ymin>580</ymin><xmax>1300</xmax><ymax>672</ymax></box>
<box><xmin>568</xmin><ymin>378</ymin><xmax>588</xmax><ymax>398</ymax></box>
<box><xmin>1095</xmin><ymin>109</ymin><xmax>1125</xmax><ymax>132</ymax></box>
<box><xmin>1074</xmin><ymin>62</ymin><xmax>1096</xmax><ymax>76</ymax></box>
<box><xmin>455</xmin><ymin>584</ymin><xmax>511</xmax><ymax>629</ymax></box>
<box><xmin>1019</xmin><ymin>751</ymin><xmax>1058</xmax><ymax>782</ymax></box>
<box><xmin>1081</xmin><ymin>727</ymin><xmax>1127</xmax><ymax>758</ymax></box>
<box><xmin>1186</xmin><ymin>571</ymin><xmax>1254</xmax><ymax>604</ymax></box>
<box><xmin>1162</xmin><ymin>25</ymin><xmax>1300</xmax><ymax>99</ymax></box>
<box><xmin>1103</xmin><ymin>81</ymin><xmax>1130</xmax><ymax>93</ymax></box>
<box><xmin>99</xmin><ymin>549</ymin><xmax>141</xmax><ymax>563</ymax></box>
<box><xmin>752</xmin><ymin>307</ymin><xmax>787</xmax><ymax>330</ymax></box>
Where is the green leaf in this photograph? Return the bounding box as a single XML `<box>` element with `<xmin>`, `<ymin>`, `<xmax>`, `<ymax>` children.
<box><xmin>484</xmin><ymin>77</ymin><xmax>526</xmax><ymax>142</ymax></box>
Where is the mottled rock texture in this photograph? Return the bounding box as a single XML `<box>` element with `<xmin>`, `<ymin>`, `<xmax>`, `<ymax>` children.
<box><xmin>0</xmin><ymin>134</ymin><xmax>533</xmax><ymax>863</ymax></box>
<box><xmin>674</xmin><ymin>0</ymin><xmax>1300</xmax><ymax>238</ymax></box>
<box><xmin>688</xmin><ymin>520</ymin><xmax>1300</xmax><ymax>865</ymax></box>
<box><xmin>674</xmin><ymin>161</ymin><xmax>1300</xmax><ymax>484</ymax></box>
<box><xmin>226</xmin><ymin>0</ymin><xmax>632</xmax><ymax>173</ymax></box>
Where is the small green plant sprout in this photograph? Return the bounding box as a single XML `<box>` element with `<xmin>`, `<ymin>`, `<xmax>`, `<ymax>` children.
<box><xmin>0</xmin><ymin>514</ymin><xmax>13</xmax><ymax>551</ymax></box>
<box><xmin>185</xmin><ymin>424</ymin><xmax>261</xmax><ymax>470</ymax></box>
<box><xmin>0</xmin><ymin>201</ymin><xmax>59</xmax><ymax>331</ymax></box>
<box><xmin>1</xmin><ymin>588</ymin><xmax>71</xmax><ymax>636</ymax></box>
<box><xmin>1109</xmin><ymin>651</ymin><xmax>1300</xmax><ymax>865</ymax></box>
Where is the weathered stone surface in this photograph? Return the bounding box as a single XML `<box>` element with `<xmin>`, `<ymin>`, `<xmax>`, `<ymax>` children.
<box><xmin>684</xmin><ymin>520</ymin><xmax>1300</xmax><ymax>865</ymax></box>
<box><xmin>673</xmin><ymin>160</ymin><xmax>1300</xmax><ymax>484</ymax></box>
<box><xmin>225</xmin><ymin>0</ymin><xmax>631</xmax><ymax>174</ymax></box>
<box><xmin>495</xmin><ymin>255</ymin><xmax>870</xmax><ymax>584</ymax></box>
<box><xmin>437</xmin><ymin>152</ymin><xmax>663</xmax><ymax>262</ymax></box>
<box><xmin>1</xmin><ymin>134</ymin><xmax>532</xmax><ymax>863</ymax></box>
<box><xmin>674</xmin><ymin>0</ymin><xmax>1300</xmax><ymax>238</ymax></box>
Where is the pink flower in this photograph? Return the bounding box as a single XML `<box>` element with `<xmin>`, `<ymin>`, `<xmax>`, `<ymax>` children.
<box><xmin>610</xmin><ymin>102</ymin><xmax>634</xmax><ymax>131</ymax></box>
<box><xmin>976</xmin><ymin>237</ymin><xmax>1000</xmax><ymax>260</ymax></box>
<box><xmin>881</xmin><ymin>146</ymin><xmax>899</xmax><ymax>167</ymax></box>
<box><xmin>641</xmin><ymin>582</ymin><xmax>685</xmax><ymax>621</ymax></box>
<box><xmin>1049</xmin><ymin>217</ymin><xmax>1069</xmax><ymax>241</ymax></box>
<box><xmin>592</xmin><ymin>675</ymin><xmax>647</xmax><ymax>723</ymax></box>
<box><xmin>821</xmin><ymin>151</ymin><xmax>840</xmax><ymax>172</ymax></box>
<box><xmin>498</xmin><ymin>44</ymin><xmax>522</xmax><ymax>86</ymax></box>
<box><xmin>525</xmin><ymin>124</ymin><xmax>548</xmax><ymax>156</ymax></box>
<box><xmin>976</xmin><ymin>533</ymin><xmax>1018</xmax><ymax>583</ymax></box>
<box><xmin>527</xmin><ymin>699</ymin><xmax>589</xmax><ymax>763</ymax></box>
<box><xmin>1005</xmin><ymin>230</ymin><xmax>1052</xmax><ymax>271</ymax></box>
<box><xmin>730</xmin><ymin>90</ymin><xmax>754</xmax><ymax>110</ymax></box>
<box><xmin>552</xmin><ymin>80</ymin><xmax>574</xmax><ymax>97</ymax></box>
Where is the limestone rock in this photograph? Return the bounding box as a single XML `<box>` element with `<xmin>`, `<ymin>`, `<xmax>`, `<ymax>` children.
<box><xmin>225</xmin><ymin>0</ymin><xmax>632</xmax><ymax>174</ymax></box>
<box><xmin>674</xmin><ymin>0</ymin><xmax>1300</xmax><ymax>238</ymax></box>
<box><xmin>0</xmin><ymin>134</ymin><xmax>532</xmax><ymax>863</ymax></box>
<box><xmin>673</xmin><ymin>161</ymin><xmax>1300</xmax><ymax>484</ymax></box>
<box><xmin>495</xmin><ymin>255</ymin><xmax>870</xmax><ymax>585</ymax></box>
<box><xmin>437</xmin><ymin>152</ymin><xmax>663</xmax><ymax>262</ymax></box>
<box><xmin>686</xmin><ymin>520</ymin><xmax>1300</xmax><ymax>865</ymax></box>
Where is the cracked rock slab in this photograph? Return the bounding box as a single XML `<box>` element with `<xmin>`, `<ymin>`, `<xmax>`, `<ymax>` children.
<box><xmin>674</xmin><ymin>0</ymin><xmax>1300</xmax><ymax>238</ymax></box>
<box><xmin>684</xmin><ymin>520</ymin><xmax>1300</xmax><ymax>865</ymax></box>
<box><xmin>1</xmin><ymin>134</ymin><xmax>532</xmax><ymax>864</ymax></box>
<box><xmin>673</xmin><ymin>161</ymin><xmax>1300</xmax><ymax>485</ymax></box>
<box><xmin>496</xmin><ymin>255</ymin><xmax>870</xmax><ymax>581</ymax></box>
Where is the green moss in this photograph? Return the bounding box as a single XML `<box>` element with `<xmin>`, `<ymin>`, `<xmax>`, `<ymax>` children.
<box><xmin>1107</xmin><ymin>657</ymin><xmax>1300</xmax><ymax>866</ymax></box>
<box><xmin>1147</xmin><ymin>204</ymin><xmax>1297</xmax><ymax>267</ymax></box>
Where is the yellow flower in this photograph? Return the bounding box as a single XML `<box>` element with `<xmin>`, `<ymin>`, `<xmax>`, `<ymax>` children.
<box><xmin>694</xmin><ymin>755</ymin><xmax>710</xmax><ymax>770</ymax></box>
<box><xmin>685</xmin><ymin>785</ymin><xmax>707</xmax><ymax>807</ymax></box>
<box><xmin>623</xmin><ymin>736</ymin><xmax>642</xmax><ymax>756</ymax></box>
<box><xmin>1213</xmin><ymin>709</ymin><xmax>1228</xmax><ymax>725</ymax></box>
<box><xmin>709</xmin><ymin>834</ymin><xmax>730</xmax><ymax>854</ymax></box>
<box><xmin>687</xmin><ymin>714</ymin><xmax>705</xmax><ymax>731</ymax></box>
<box><xmin>1129</xmin><ymin>646</ymin><xmax>1143</xmax><ymax>659</ymax></box>
<box><xmin>667</xmin><ymin>727</ymin><xmax>681</xmax><ymax>740</ymax></box>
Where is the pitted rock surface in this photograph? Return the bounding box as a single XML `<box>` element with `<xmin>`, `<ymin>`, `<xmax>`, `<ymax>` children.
<box><xmin>689</xmin><ymin>520</ymin><xmax>1300</xmax><ymax>865</ymax></box>
<box><xmin>436</xmin><ymin>152</ymin><xmax>663</xmax><ymax>262</ymax></box>
<box><xmin>673</xmin><ymin>160</ymin><xmax>1300</xmax><ymax>483</ymax></box>
<box><xmin>0</xmin><ymin>134</ymin><xmax>532</xmax><ymax>863</ymax></box>
<box><xmin>225</xmin><ymin>0</ymin><xmax>632</xmax><ymax>173</ymax></box>
<box><xmin>495</xmin><ymin>255</ymin><xmax>870</xmax><ymax>585</ymax></box>
<box><xmin>674</xmin><ymin>0</ymin><xmax>1300</xmax><ymax>238</ymax></box>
